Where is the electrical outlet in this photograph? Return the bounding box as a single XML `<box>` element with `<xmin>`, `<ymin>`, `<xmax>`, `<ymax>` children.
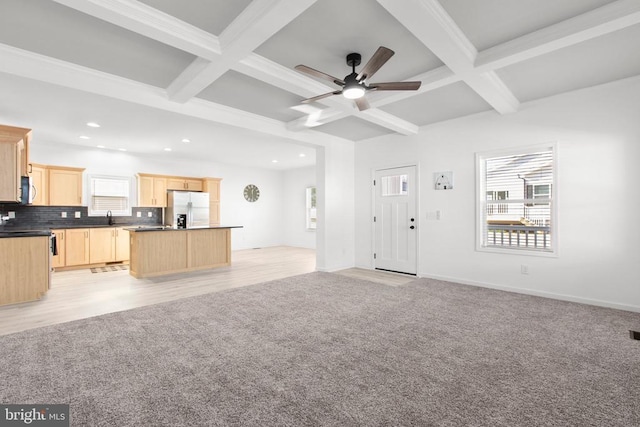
<box><xmin>61</xmin><ymin>212</ymin><xmax>67</xmax><ymax>218</ymax></box>
<box><xmin>436</xmin><ymin>210</ymin><xmax>441</xmax><ymax>220</ymax></box>
<box><xmin>521</xmin><ymin>265</ymin><xmax>529</xmax><ymax>275</ymax></box>
<box><xmin>136</xmin><ymin>212</ymin><xmax>141</xmax><ymax>218</ymax></box>
<box><xmin>8</xmin><ymin>211</ymin><xmax>15</xmax><ymax>219</ymax></box>
<box><xmin>147</xmin><ymin>212</ymin><xmax>153</xmax><ymax>217</ymax></box>
<box><xmin>74</xmin><ymin>211</ymin><xmax>81</xmax><ymax>218</ymax></box>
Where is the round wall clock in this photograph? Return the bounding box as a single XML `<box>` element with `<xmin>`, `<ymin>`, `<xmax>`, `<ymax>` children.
<box><xmin>243</xmin><ymin>184</ymin><xmax>260</xmax><ymax>202</ymax></box>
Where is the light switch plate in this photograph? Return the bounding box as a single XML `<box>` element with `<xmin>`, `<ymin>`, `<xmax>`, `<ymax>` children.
<box><xmin>8</xmin><ymin>211</ymin><xmax>15</xmax><ymax>219</ymax></box>
<box><xmin>74</xmin><ymin>211</ymin><xmax>81</xmax><ymax>218</ymax></box>
<box><xmin>147</xmin><ymin>212</ymin><xmax>153</xmax><ymax>217</ymax></box>
<box><xmin>61</xmin><ymin>212</ymin><xmax>67</xmax><ymax>218</ymax></box>
<box><xmin>136</xmin><ymin>212</ymin><xmax>141</xmax><ymax>218</ymax></box>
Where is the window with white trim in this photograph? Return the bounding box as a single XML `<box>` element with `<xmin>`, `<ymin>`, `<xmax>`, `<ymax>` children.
<box><xmin>477</xmin><ymin>145</ymin><xmax>556</xmax><ymax>254</ymax></box>
<box><xmin>88</xmin><ymin>175</ymin><xmax>132</xmax><ymax>216</ymax></box>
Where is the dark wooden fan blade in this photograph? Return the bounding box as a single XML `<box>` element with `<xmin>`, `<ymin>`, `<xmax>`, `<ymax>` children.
<box><xmin>354</xmin><ymin>96</ymin><xmax>370</xmax><ymax>111</ymax></box>
<box><xmin>301</xmin><ymin>91</ymin><xmax>342</xmax><ymax>103</ymax></box>
<box><xmin>295</xmin><ymin>65</ymin><xmax>345</xmax><ymax>86</ymax></box>
<box><xmin>356</xmin><ymin>46</ymin><xmax>394</xmax><ymax>81</ymax></box>
<box><xmin>369</xmin><ymin>81</ymin><xmax>422</xmax><ymax>91</ymax></box>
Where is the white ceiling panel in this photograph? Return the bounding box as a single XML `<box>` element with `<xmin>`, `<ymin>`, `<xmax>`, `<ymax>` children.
<box><xmin>496</xmin><ymin>23</ymin><xmax>640</xmax><ymax>102</ymax></box>
<box><xmin>379</xmin><ymin>82</ymin><xmax>492</xmax><ymax>126</ymax></box>
<box><xmin>137</xmin><ymin>0</ymin><xmax>252</xmax><ymax>36</ymax></box>
<box><xmin>440</xmin><ymin>0</ymin><xmax>616</xmax><ymax>51</ymax></box>
<box><xmin>197</xmin><ymin>70</ymin><xmax>306</xmax><ymax>122</ymax></box>
<box><xmin>255</xmin><ymin>0</ymin><xmax>442</xmax><ymax>84</ymax></box>
<box><xmin>0</xmin><ymin>0</ymin><xmax>196</xmax><ymax>88</ymax></box>
<box><xmin>314</xmin><ymin>116</ymin><xmax>395</xmax><ymax>141</ymax></box>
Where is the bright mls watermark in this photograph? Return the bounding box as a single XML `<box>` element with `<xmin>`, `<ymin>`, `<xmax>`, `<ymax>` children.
<box><xmin>0</xmin><ymin>405</ymin><xmax>69</xmax><ymax>426</ymax></box>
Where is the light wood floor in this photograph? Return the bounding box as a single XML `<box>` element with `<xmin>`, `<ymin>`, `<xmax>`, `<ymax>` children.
<box><xmin>0</xmin><ymin>246</ymin><xmax>414</xmax><ymax>336</ymax></box>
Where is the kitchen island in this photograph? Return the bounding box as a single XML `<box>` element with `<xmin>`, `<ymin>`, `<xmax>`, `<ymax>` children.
<box><xmin>126</xmin><ymin>226</ymin><xmax>242</xmax><ymax>278</ymax></box>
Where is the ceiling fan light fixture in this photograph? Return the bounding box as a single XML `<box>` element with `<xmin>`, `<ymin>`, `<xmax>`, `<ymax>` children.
<box><xmin>343</xmin><ymin>85</ymin><xmax>365</xmax><ymax>99</ymax></box>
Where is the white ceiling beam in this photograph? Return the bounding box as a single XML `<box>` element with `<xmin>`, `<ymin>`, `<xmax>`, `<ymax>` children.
<box><xmin>52</xmin><ymin>0</ymin><xmax>221</xmax><ymax>60</ymax></box>
<box><xmin>0</xmin><ymin>43</ymin><xmax>347</xmax><ymax>147</ymax></box>
<box><xmin>476</xmin><ymin>0</ymin><xmax>640</xmax><ymax>72</ymax></box>
<box><xmin>166</xmin><ymin>0</ymin><xmax>316</xmax><ymax>102</ymax></box>
<box><xmin>377</xmin><ymin>0</ymin><xmax>519</xmax><ymax>114</ymax></box>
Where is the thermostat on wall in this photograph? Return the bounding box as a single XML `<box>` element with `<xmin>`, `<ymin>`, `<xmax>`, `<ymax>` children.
<box><xmin>434</xmin><ymin>171</ymin><xmax>453</xmax><ymax>190</ymax></box>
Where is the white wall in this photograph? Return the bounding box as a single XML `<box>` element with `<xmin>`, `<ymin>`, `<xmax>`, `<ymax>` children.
<box><xmin>30</xmin><ymin>143</ymin><xmax>285</xmax><ymax>250</ymax></box>
<box><xmin>282</xmin><ymin>166</ymin><xmax>316</xmax><ymax>249</ymax></box>
<box><xmin>355</xmin><ymin>76</ymin><xmax>640</xmax><ymax>311</ymax></box>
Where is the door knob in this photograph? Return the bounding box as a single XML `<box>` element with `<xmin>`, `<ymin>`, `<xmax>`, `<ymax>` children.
<box><xmin>410</xmin><ymin>225</ymin><xmax>415</xmax><ymax>230</ymax></box>
<box><xmin>410</xmin><ymin>218</ymin><xmax>415</xmax><ymax>222</ymax></box>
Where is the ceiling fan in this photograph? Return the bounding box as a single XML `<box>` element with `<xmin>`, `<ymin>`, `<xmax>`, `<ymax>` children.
<box><xmin>295</xmin><ymin>46</ymin><xmax>421</xmax><ymax>111</ymax></box>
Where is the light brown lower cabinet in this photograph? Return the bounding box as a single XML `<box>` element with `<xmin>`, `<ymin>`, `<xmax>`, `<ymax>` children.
<box><xmin>0</xmin><ymin>236</ymin><xmax>50</xmax><ymax>306</ymax></box>
<box><xmin>65</xmin><ymin>228</ymin><xmax>90</xmax><ymax>266</ymax></box>
<box><xmin>51</xmin><ymin>229</ymin><xmax>66</xmax><ymax>268</ymax></box>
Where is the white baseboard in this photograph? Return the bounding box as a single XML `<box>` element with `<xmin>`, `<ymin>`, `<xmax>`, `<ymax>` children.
<box><xmin>417</xmin><ymin>273</ymin><xmax>640</xmax><ymax>313</ymax></box>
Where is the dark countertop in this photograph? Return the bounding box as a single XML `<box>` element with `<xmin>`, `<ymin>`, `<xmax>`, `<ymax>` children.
<box><xmin>0</xmin><ymin>230</ymin><xmax>52</xmax><ymax>238</ymax></box>
<box><xmin>125</xmin><ymin>225</ymin><xmax>243</xmax><ymax>232</ymax></box>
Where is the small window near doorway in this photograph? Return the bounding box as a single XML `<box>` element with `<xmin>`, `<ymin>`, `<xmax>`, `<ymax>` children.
<box><xmin>381</xmin><ymin>174</ymin><xmax>408</xmax><ymax>196</ymax></box>
<box><xmin>306</xmin><ymin>187</ymin><xmax>316</xmax><ymax>230</ymax></box>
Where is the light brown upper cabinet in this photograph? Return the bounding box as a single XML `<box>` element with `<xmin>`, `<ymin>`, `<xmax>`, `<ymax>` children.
<box><xmin>202</xmin><ymin>178</ymin><xmax>222</xmax><ymax>226</ymax></box>
<box><xmin>166</xmin><ymin>177</ymin><xmax>203</xmax><ymax>192</ymax></box>
<box><xmin>0</xmin><ymin>124</ymin><xmax>30</xmax><ymax>203</ymax></box>
<box><xmin>137</xmin><ymin>174</ymin><xmax>167</xmax><ymax>207</ymax></box>
<box><xmin>29</xmin><ymin>163</ymin><xmax>48</xmax><ymax>206</ymax></box>
<box><xmin>48</xmin><ymin>166</ymin><xmax>85</xmax><ymax>206</ymax></box>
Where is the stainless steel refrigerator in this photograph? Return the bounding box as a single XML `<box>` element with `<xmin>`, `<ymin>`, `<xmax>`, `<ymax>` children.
<box><xmin>165</xmin><ymin>191</ymin><xmax>210</xmax><ymax>228</ymax></box>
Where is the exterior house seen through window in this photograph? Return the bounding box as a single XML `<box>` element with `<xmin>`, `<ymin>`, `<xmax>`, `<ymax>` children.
<box><xmin>477</xmin><ymin>145</ymin><xmax>556</xmax><ymax>254</ymax></box>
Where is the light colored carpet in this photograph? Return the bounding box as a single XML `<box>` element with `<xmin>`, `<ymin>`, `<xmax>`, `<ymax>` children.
<box><xmin>1</xmin><ymin>272</ymin><xmax>638</xmax><ymax>426</ymax></box>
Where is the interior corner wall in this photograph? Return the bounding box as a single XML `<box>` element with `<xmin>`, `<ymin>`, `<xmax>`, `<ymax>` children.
<box><xmin>282</xmin><ymin>166</ymin><xmax>316</xmax><ymax>249</ymax></box>
<box><xmin>355</xmin><ymin>76</ymin><xmax>640</xmax><ymax>312</ymax></box>
<box><xmin>28</xmin><ymin>143</ymin><xmax>285</xmax><ymax>251</ymax></box>
<box><xmin>316</xmin><ymin>140</ymin><xmax>355</xmax><ymax>272</ymax></box>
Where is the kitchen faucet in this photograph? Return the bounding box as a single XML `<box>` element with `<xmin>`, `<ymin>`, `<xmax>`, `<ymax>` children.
<box><xmin>107</xmin><ymin>210</ymin><xmax>113</xmax><ymax>226</ymax></box>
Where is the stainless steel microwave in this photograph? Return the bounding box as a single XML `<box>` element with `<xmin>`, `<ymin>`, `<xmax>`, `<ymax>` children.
<box><xmin>20</xmin><ymin>176</ymin><xmax>35</xmax><ymax>205</ymax></box>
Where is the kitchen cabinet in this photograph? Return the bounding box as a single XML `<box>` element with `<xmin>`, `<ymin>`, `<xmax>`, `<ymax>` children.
<box><xmin>29</xmin><ymin>163</ymin><xmax>48</xmax><ymax>206</ymax></box>
<box><xmin>115</xmin><ymin>227</ymin><xmax>130</xmax><ymax>261</ymax></box>
<box><xmin>202</xmin><ymin>178</ymin><xmax>222</xmax><ymax>225</ymax></box>
<box><xmin>0</xmin><ymin>124</ymin><xmax>30</xmax><ymax>203</ymax></box>
<box><xmin>89</xmin><ymin>227</ymin><xmax>130</xmax><ymax>263</ymax></box>
<box><xmin>0</xmin><ymin>235</ymin><xmax>50</xmax><ymax>306</ymax></box>
<box><xmin>167</xmin><ymin>177</ymin><xmax>203</xmax><ymax>192</ymax></box>
<box><xmin>65</xmin><ymin>228</ymin><xmax>90</xmax><ymax>266</ymax></box>
<box><xmin>137</xmin><ymin>174</ymin><xmax>167</xmax><ymax>207</ymax></box>
<box><xmin>48</xmin><ymin>166</ymin><xmax>84</xmax><ymax>206</ymax></box>
<box><xmin>51</xmin><ymin>229</ymin><xmax>66</xmax><ymax>268</ymax></box>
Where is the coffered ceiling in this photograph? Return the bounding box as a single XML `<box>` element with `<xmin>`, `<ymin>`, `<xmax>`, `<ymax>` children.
<box><xmin>1</xmin><ymin>0</ymin><xmax>639</xmax><ymax>169</ymax></box>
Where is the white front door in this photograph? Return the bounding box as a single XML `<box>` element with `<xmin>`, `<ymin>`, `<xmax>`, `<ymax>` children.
<box><xmin>374</xmin><ymin>166</ymin><xmax>417</xmax><ymax>275</ymax></box>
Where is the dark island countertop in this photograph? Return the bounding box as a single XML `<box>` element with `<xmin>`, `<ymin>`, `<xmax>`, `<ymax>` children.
<box><xmin>124</xmin><ymin>225</ymin><xmax>243</xmax><ymax>232</ymax></box>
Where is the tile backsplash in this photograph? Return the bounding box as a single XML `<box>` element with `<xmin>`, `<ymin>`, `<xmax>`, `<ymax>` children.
<box><xmin>0</xmin><ymin>205</ymin><xmax>163</xmax><ymax>230</ymax></box>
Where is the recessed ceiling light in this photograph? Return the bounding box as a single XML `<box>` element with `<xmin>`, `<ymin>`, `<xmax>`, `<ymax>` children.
<box><xmin>164</xmin><ymin>148</ymin><xmax>172</xmax><ymax>152</ymax></box>
<box><xmin>181</xmin><ymin>138</ymin><xmax>190</xmax><ymax>143</ymax></box>
<box><xmin>96</xmin><ymin>145</ymin><xmax>105</xmax><ymax>149</ymax></box>
<box><xmin>86</xmin><ymin>122</ymin><xmax>100</xmax><ymax>128</ymax></box>
<box><xmin>118</xmin><ymin>148</ymin><xmax>127</xmax><ymax>152</ymax></box>
<box><xmin>299</xmin><ymin>153</ymin><xmax>306</xmax><ymax>158</ymax></box>
<box><xmin>272</xmin><ymin>160</ymin><xmax>278</xmax><ymax>163</ymax></box>
<box><xmin>79</xmin><ymin>135</ymin><xmax>90</xmax><ymax>140</ymax></box>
